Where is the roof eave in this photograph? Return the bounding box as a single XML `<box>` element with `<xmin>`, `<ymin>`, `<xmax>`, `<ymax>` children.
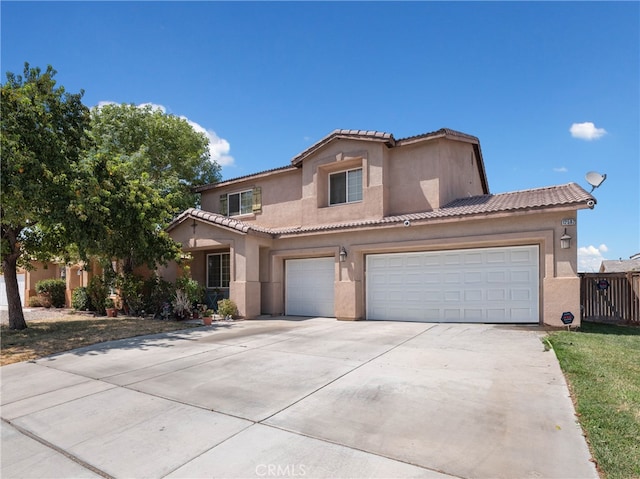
<box><xmin>291</xmin><ymin>130</ymin><xmax>395</xmax><ymax>166</ymax></box>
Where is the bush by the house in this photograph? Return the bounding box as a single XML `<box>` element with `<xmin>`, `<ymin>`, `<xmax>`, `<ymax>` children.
<box><xmin>87</xmin><ymin>276</ymin><xmax>109</xmax><ymax>315</ymax></box>
<box><xmin>28</xmin><ymin>296</ymin><xmax>42</xmax><ymax>307</ymax></box>
<box><xmin>217</xmin><ymin>299</ymin><xmax>238</xmax><ymax>319</ymax></box>
<box><xmin>176</xmin><ymin>276</ymin><xmax>204</xmax><ymax>308</ymax></box>
<box><xmin>71</xmin><ymin>286</ymin><xmax>93</xmax><ymax>311</ymax></box>
<box><xmin>116</xmin><ymin>273</ymin><xmax>145</xmax><ymax>316</ymax></box>
<box><xmin>172</xmin><ymin>289</ymin><xmax>192</xmax><ymax>320</ymax></box>
<box><xmin>35</xmin><ymin>279</ymin><xmax>66</xmax><ymax>308</ymax></box>
<box><xmin>143</xmin><ymin>274</ymin><xmax>175</xmax><ymax>317</ymax></box>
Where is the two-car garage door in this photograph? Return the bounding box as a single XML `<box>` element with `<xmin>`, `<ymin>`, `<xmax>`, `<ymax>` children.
<box><xmin>284</xmin><ymin>246</ymin><xmax>539</xmax><ymax>323</ymax></box>
<box><xmin>366</xmin><ymin>245</ymin><xmax>539</xmax><ymax>323</ymax></box>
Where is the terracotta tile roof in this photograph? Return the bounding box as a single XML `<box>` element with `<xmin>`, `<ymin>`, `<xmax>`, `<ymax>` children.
<box><xmin>439</xmin><ymin>182</ymin><xmax>594</xmax><ymax>215</ymax></box>
<box><xmin>171</xmin><ymin>183</ymin><xmax>594</xmax><ymax>238</ymax></box>
<box><xmin>167</xmin><ymin>208</ymin><xmax>272</xmax><ymax>235</ymax></box>
<box><xmin>193</xmin><ymin>165</ymin><xmax>297</xmax><ymax>193</ymax></box>
<box><xmin>291</xmin><ymin>129</ymin><xmax>395</xmax><ymax>166</ymax></box>
<box><xmin>396</xmin><ymin>128</ymin><xmax>480</xmax><ymax>145</ymax></box>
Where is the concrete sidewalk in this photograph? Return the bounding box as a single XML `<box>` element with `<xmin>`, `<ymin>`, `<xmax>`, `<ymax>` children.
<box><xmin>1</xmin><ymin>318</ymin><xmax>598</xmax><ymax>478</ymax></box>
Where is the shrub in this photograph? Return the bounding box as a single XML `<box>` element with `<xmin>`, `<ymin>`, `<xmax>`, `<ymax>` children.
<box><xmin>143</xmin><ymin>275</ymin><xmax>175</xmax><ymax>317</ymax></box>
<box><xmin>176</xmin><ymin>276</ymin><xmax>204</xmax><ymax>306</ymax></box>
<box><xmin>217</xmin><ymin>299</ymin><xmax>238</xmax><ymax>319</ymax></box>
<box><xmin>35</xmin><ymin>279</ymin><xmax>66</xmax><ymax>308</ymax></box>
<box><xmin>172</xmin><ymin>289</ymin><xmax>192</xmax><ymax>320</ymax></box>
<box><xmin>71</xmin><ymin>287</ymin><xmax>93</xmax><ymax>311</ymax></box>
<box><xmin>117</xmin><ymin>273</ymin><xmax>145</xmax><ymax>316</ymax></box>
<box><xmin>87</xmin><ymin>276</ymin><xmax>109</xmax><ymax>314</ymax></box>
<box><xmin>28</xmin><ymin>296</ymin><xmax>42</xmax><ymax>307</ymax></box>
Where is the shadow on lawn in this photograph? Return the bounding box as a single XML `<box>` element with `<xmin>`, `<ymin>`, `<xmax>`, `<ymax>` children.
<box><xmin>578</xmin><ymin>320</ymin><xmax>640</xmax><ymax>336</ymax></box>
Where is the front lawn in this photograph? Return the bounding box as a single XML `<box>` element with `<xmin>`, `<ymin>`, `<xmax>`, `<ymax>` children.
<box><xmin>547</xmin><ymin>322</ymin><xmax>640</xmax><ymax>479</ymax></box>
<box><xmin>1</xmin><ymin>314</ymin><xmax>201</xmax><ymax>366</ymax></box>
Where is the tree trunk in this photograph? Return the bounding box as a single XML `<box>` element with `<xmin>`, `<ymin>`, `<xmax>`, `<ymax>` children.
<box><xmin>2</xmin><ymin>225</ymin><xmax>27</xmax><ymax>330</ymax></box>
<box><xmin>3</xmin><ymin>253</ymin><xmax>27</xmax><ymax>330</ymax></box>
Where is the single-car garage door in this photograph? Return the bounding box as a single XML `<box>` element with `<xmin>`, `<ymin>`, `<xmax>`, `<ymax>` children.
<box><xmin>285</xmin><ymin>257</ymin><xmax>335</xmax><ymax>317</ymax></box>
<box><xmin>0</xmin><ymin>273</ymin><xmax>26</xmax><ymax>307</ymax></box>
<box><xmin>367</xmin><ymin>245</ymin><xmax>539</xmax><ymax>323</ymax></box>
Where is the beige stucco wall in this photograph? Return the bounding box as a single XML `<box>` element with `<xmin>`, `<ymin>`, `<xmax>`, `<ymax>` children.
<box><xmin>199</xmin><ymin>136</ymin><xmax>485</xmax><ymax>229</ymax></box>
<box><xmin>200</xmin><ymin>168</ymin><xmax>302</xmax><ymax>229</ymax></box>
<box><xmin>387</xmin><ymin>139</ymin><xmax>485</xmax><ymax>214</ymax></box>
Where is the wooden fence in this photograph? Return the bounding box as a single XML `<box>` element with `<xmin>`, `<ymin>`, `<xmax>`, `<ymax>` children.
<box><xmin>580</xmin><ymin>272</ymin><xmax>640</xmax><ymax>323</ymax></box>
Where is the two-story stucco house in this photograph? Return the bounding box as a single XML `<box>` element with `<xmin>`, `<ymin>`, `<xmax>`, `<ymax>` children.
<box><xmin>166</xmin><ymin>128</ymin><xmax>595</xmax><ymax>327</ymax></box>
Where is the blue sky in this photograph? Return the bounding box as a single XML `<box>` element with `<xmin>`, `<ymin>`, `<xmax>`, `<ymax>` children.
<box><xmin>2</xmin><ymin>1</ymin><xmax>638</xmax><ymax>271</ymax></box>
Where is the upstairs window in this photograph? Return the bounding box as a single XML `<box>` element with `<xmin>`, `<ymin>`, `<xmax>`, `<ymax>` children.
<box><xmin>329</xmin><ymin>168</ymin><xmax>362</xmax><ymax>205</ymax></box>
<box><xmin>219</xmin><ymin>187</ymin><xmax>261</xmax><ymax>217</ymax></box>
<box><xmin>229</xmin><ymin>190</ymin><xmax>253</xmax><ymax>216</ymax></box>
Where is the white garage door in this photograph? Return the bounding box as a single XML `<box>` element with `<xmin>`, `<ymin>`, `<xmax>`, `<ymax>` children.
<box><xmin>286</xmin><ymin>257</ymin><xmax>335</xmax><ymax>317</ymax></box>
<box><xmin>367</xmin><ymin>245</ymin><xmax>539</xmax><ymax>323</ymax></box>
<box><xmin>0</xmin><ymin>273</ymin><xmax>26</xmax><ymax>307</ymax></box>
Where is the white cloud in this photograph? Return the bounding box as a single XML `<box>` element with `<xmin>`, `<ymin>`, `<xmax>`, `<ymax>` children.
<box><xmin>578</xmin><ymin>244</ymin><xmax>609</xmax><ymax>272</ymax></box>
<box><xmin>96</xmin><ymin>100</ymin><xmax>116</xmax><ymax>109</ymax></box>
<box><xmin>570</xmin><ymin>122</ymin><xmax>607</xmax><ymax>141</ymax></box>
<box><xmin>553</xmin><ymin>167</ymin><xmax>568</xmax><ymax>173</ymax></box>
<box><xmin>181</xmin><ymin>117</ymin><xmax>235</xmax><ymax>167</ymax></box>
<box><xmin>95</xmin><ymin>101</ymin><xmax>235</xmax><ymax>167</ymax></box>
<box><xmin>138</xmin><ymin>102</ymin><xmax>167</xmax><ymax>113</ymax></box>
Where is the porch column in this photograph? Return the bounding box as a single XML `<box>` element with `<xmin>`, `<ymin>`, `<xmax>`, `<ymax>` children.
<box><xmin>230</xmin><ymin>237</ymin><xmax>261</xmax><ymax>319</ymax></box>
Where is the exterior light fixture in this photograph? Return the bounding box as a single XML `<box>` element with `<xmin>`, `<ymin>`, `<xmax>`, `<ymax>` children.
<box><xmin>339</xmin><ymin>247</ymin><xmax>348</xmax><ymax>263</ymax></box>
<box><xmin>560</xmin><ymin>228</ymin><xmax>572</xmax><ymax>249</ymax></box>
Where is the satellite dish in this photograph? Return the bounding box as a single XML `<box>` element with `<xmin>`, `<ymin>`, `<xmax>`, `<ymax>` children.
<box><xmin>585</xmin><ymin>171</ymin><xmax>607</xmax><ymax>192</ymax></box>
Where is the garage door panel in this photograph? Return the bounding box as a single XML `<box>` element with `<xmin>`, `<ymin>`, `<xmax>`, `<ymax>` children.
<box><xmin>285</xmin><ymin>258</ymin><xmax>334</xmax><ymax>317</ymax></box>
<box><xmin>487</xmin><ymin>271</ymin><xmax>507</xmax><ymax>282</ymax></box>
<box><xmin>487</xmin><ymin>251</ymin><xmax>507</xmax><ymax>264</ymax></box>
<box><xmin>487</xmin><ymin>289</ymin><xmax>506</xmax><ymax>301</ymax></box>
<box><xmin>367</xmin><ymin>246</ymin><xmax>539</xmax><ymax>323</ymax></box>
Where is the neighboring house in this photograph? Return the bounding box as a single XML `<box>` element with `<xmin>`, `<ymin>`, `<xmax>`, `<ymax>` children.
<box><xmin>166</xmin><ymin>128</ymin><xmax>595</xmax><ymax>327</ymax></box>
<box><xmin>2</xmin><ymin>259</ymin><xmax>104</xmax><ymax>308</ymax></box>
<box><xmin>599</xmin><ymin>257</ymin><xmax>640</xmax><ymax>273</ymax></box>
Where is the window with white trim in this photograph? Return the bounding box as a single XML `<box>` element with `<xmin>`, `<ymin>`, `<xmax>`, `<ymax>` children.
<box><xmin>207</xmin><ymin>253</ymin><xmax>230</xmax><ymax>288</ymax></box>
<box><xmin>329</xmin><ymin>168</ymin><xmax>362</xmax><ymax>205</ymax></box>
<box><xmin>220</xmin><ymin>187</ymin><xmax>262</xmax><ymax>217</ymax></box>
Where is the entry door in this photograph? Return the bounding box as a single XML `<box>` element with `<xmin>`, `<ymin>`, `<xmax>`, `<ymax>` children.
<box><xmin>285</xmin><ymin>258</ymin><xmax>335</xmax><ymax>317</ymax></box>
<box><xmin>366</xmin><ymin>245</ymin><xmax>539</xmax><ymax>323</ymax></box>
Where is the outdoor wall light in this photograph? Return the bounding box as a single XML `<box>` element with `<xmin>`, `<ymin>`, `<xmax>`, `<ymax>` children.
<box><xmin>339</xmin><ymin>247</ymin><xmax>348</xmax><ymax>262</ymax></box>
<box><xmin>560</xmin><ymin>228</ymin><xmax>572</xmax><ymax>249</ymax></box>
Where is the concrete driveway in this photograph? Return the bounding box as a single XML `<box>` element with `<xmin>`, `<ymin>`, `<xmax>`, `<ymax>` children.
<box><xmin>1</xmin><ymin>318</ymin><xmax>598</xmax><ymax>479</ymax></box>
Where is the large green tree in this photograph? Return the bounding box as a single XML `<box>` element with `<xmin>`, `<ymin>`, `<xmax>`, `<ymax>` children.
<box><xmin>1</xmin><ymin>64</ymin><xmax>91</xmax><ymax>330</ymax></box>
<box><xmin>72</xmin><ymin>103</ymin><xmax>222</xmax><ymax>273</ymax></box>
<box><xmin>90</xmin><ymin>103</ymin><xmax>221</xmax><ymax>213</ymax></box>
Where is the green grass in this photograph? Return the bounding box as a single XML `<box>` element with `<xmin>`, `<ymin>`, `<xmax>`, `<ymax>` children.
<box><xmin>547</xmin><ymin>322</ymin><xmax>640</xmax><ymax>479</ymax></box>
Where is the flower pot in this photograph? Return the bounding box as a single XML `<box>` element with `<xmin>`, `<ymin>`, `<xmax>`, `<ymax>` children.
<box><xmin>106</xmin><ymin>308</ymin><xmax>117</xmax><ymax>318</ymax></box>
<box><xmin>202</xmin><ymin>316</ymin><xmax>213</xmax><ymax>326</ymax></box>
